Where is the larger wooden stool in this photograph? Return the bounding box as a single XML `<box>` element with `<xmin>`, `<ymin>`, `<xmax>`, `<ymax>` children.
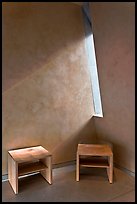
<box><xmin>8</xmin><ymin>145</ymin><xmax>52</xmax><ymax>194</ymax></box>
<box><xmin>76</xmin><ymin>144</ymin><xmax>113</xmax><ymax>183</ymax></box>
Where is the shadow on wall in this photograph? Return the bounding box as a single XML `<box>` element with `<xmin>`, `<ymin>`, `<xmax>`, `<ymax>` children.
<box><xmin>2</xmin><ymin>2</ymin><xmax>86</xmax><ymax>92</ymax></box>
<box><xmin>52</xmin><ymin>118</ymin><xmax>97</xmax><ymax>164</ymax></box>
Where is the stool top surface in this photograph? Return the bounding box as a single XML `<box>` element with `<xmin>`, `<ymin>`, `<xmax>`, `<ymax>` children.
<box><xmin>77</xmin><ymin>144</ymin><xmax>113</xmax><ymax>156</ymax></box>
<box><xmin>8</xmin><ymin>145</ymin><xmax>51</xmax><ymax>163</ymax></box>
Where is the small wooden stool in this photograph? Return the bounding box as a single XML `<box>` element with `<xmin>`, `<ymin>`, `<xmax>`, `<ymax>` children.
<box><xmin>76</xmin><ymin>144</ymin><xmax>113</xmax><ymax>183</ymax></box>
<box><xmin>8</xmin><ymin>145</ymin><xmax>52</xmax><ymax>194</ymax></box>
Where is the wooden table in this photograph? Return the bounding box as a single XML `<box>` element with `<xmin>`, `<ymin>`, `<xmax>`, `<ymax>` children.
<box><xmin>76</xmin><ymin>144</ymin><xmax>113</xmax><ymax>183</ymax></box>
<box><xmin>8</xmin><ymin>145</ymin><xmax>52</xmax><ymax>194</ymax></box>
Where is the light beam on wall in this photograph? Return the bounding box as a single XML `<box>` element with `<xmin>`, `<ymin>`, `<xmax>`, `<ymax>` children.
<box><xmin>82</xmin><ymin>2</ymin><xmax>103</xmax><ymax>117</ymax></box>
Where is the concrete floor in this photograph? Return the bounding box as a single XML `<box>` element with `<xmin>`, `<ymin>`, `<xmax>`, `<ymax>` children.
<box><xmin>2</xmin><ymin>164</ymin><xmax>135</xmax><ymax>202</ymax></box>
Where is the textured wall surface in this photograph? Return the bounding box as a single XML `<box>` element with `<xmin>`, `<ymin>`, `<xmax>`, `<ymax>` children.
<box><xmin>2</xmin><ymin>2</ymin><xmax>95</xmax><ymax>175</ymax></box>
<box><xmin>90</xmin><ymin>3</ymin><xmax>135</xmax><ymax>172</ymax></box>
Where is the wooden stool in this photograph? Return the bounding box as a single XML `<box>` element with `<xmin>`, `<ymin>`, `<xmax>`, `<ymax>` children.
<box><xmin>8</xmin><ymin>145</ymin><xmax>52</xmax><ymax>194</ymax></box>
<box><xmin>76</xmin><ymin>144</ymin><xmax>113</xmax><ymax>183</ymax></box>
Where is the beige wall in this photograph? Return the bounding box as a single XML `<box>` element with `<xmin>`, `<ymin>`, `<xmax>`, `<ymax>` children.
<box><xmin>90</xmin><ymin>3</ymin><xmax>135</xmax><ymax>172</ymax></box>
<box><xmin>2</xmin><ymin>2</ymin><xmax>96</xmax><ymax>175</ymax></box>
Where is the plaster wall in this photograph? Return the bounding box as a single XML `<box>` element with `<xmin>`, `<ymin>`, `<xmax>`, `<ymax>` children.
<box><xmin>90</xmin><ymin>2</ymin><xmax>135</xmax><ymax>172</ymax></box>
<box><xmin>2</xmin><ymin>2</ymin><xmax>95</xmax><ymax>175</ymax></box>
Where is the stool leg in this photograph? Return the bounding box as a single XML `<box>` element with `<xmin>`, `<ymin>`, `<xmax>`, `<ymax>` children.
<box><xmin>107</xmin><ymin>155</ymin><xmax>113</xmax><ymax>183</ymax></box>
<box><xmin>109</xmin><ymin>155</ymin><xmax>113</xmax><ymax>183</ymax></box>
<box><xmin>40</xmin><ymin>156</ymin><xmax>52</xmax><ymax>184</ymax></box>
<box><xmin>76</xmin><ymin>153</ymin><xmax>79</xmax><ymax>181</ymax></box>
<box><xmin>8</xmin><ymin>154</ymin><xmax>18</xmax><ymax>194</ymax></box>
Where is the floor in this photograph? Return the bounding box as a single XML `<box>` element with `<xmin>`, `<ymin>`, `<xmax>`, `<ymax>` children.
<box><xmin>2</xmin><ymin>164</ymin><xmax>135</xmax><ymax>202</ymax></box>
